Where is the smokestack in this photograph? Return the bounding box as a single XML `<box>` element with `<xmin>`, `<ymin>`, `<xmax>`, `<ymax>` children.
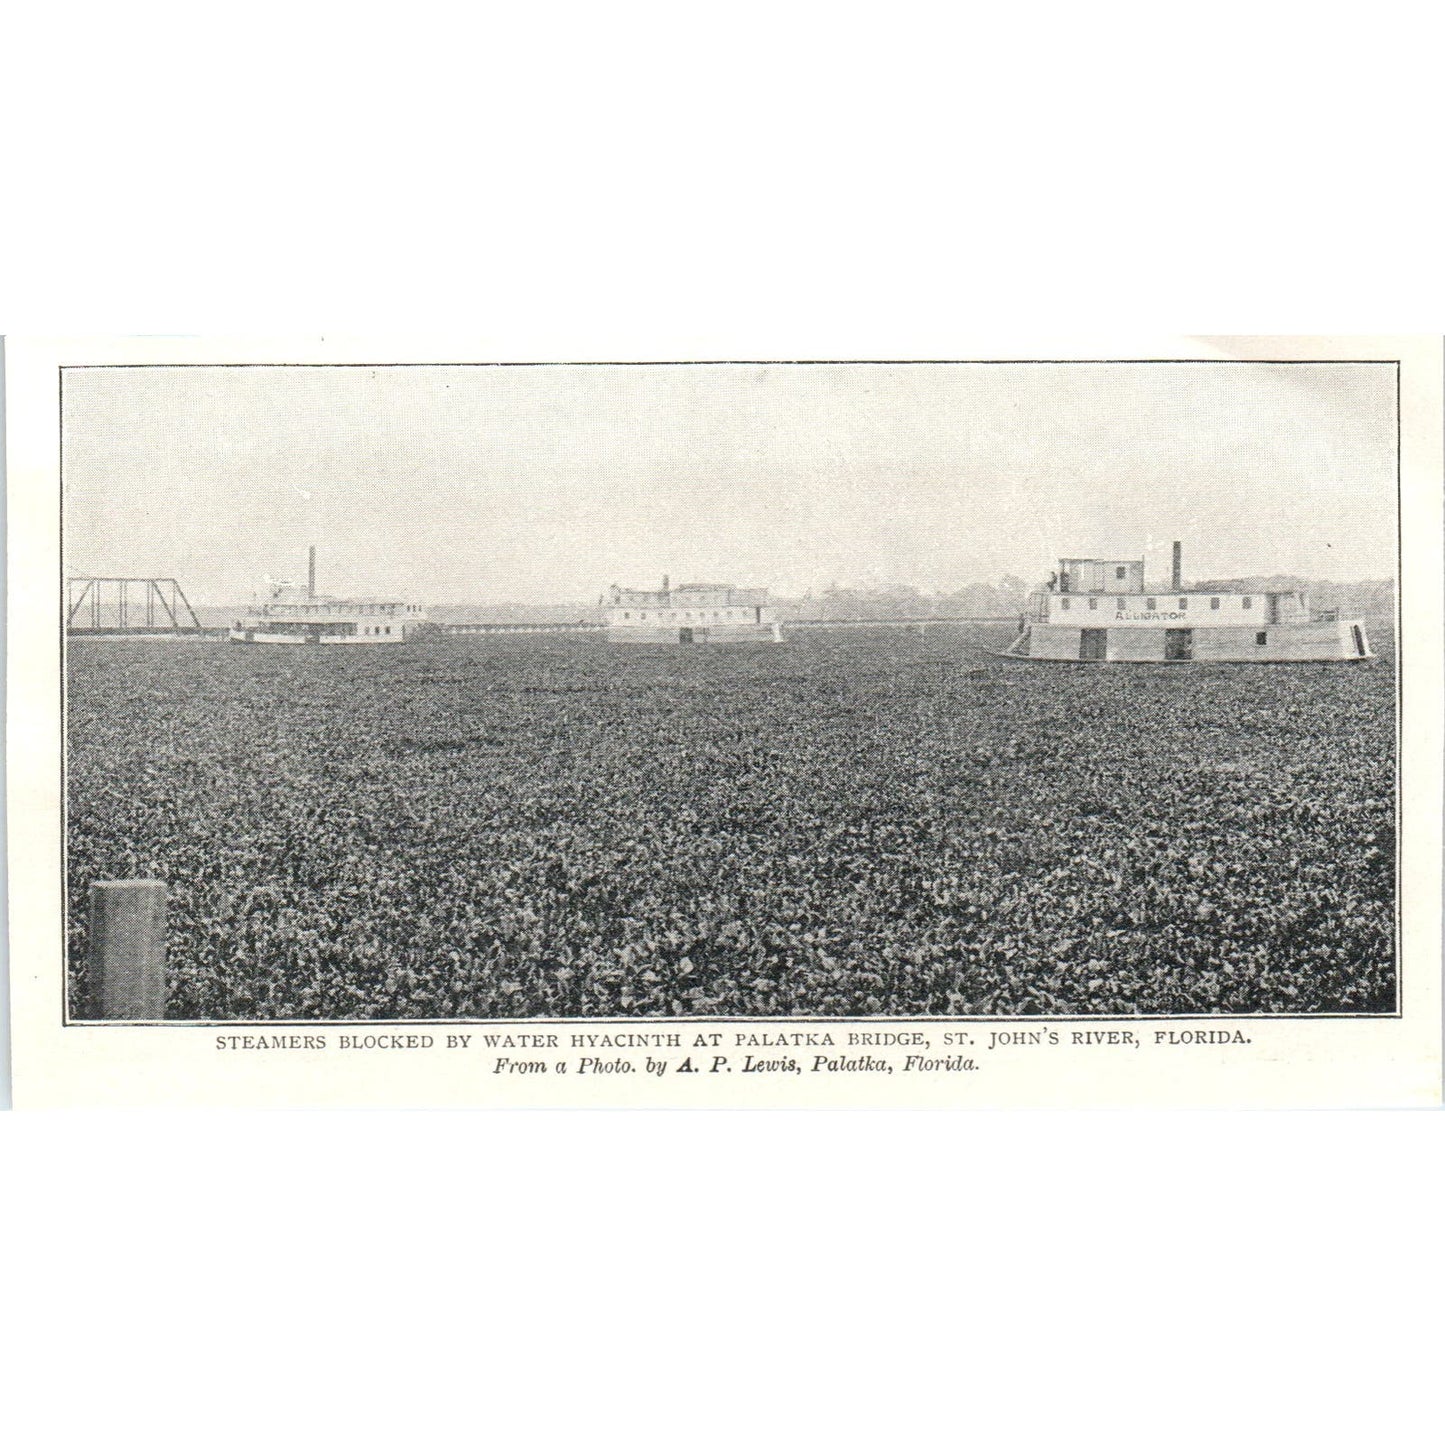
<box><xmin>308</xmin><ymin>546</ymin><xmax>316</xmax><ymax>598</ymax></box>
<box><xmin>662</xmin><ymin>574</ymin><xmax>670</xmax><ymax>594</ymax></box>
<box><xmin>1171</xmin><ymin>541</ymin><xmax>1182</xmax><ymax>592</ymax></box>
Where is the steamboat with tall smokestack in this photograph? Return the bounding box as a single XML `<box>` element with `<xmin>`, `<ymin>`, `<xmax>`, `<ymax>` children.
<box><xmin>1001</xmin><ymin>540</ymin><xmax>1374</xmax><ymax>664</ymax></box>
<box><xmin>228</xmin><ymin>547</ymin><xmax>428</xmax><ymax>645</ymax></box>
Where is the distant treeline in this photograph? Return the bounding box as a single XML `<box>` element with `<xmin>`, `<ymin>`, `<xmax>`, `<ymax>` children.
<box><xmin>433</xmin><ymin>584</ymin><xmax>1038</xmax><ymax>626</ymax></box>
<box><xmin>774</xmin><ymin>580</ymin><xmax>1032</xmax><ymax>622</ymax></box>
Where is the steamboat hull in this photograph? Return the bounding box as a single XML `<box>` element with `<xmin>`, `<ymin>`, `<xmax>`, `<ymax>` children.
<box><xmin>1002</xmin><ymin>617</ymin><xmax>1375</xmax><ymax>664</ymax></box>
<box><xmin>227</xmin><ymin>628</ymin><xmax>410</xmax><ymax>645</ymax></box>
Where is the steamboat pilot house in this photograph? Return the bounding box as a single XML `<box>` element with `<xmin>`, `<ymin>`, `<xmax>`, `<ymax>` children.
<box><xmin>605</xmin><ymin>577</ymin><xmax>781</xmax><ymax>644</ymax></box>
<box><xmin>1004</xmin><ymin>542</ymin><xmax>1373</xmax><ymax>663</ymax></box>
<box><xmin>229</xmin><ymin>548</ymin><xmax>427</xmax><ymax>645</ymax></box>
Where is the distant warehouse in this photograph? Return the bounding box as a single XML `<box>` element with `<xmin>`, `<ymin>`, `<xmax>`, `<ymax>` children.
<box><xmin>1004</xmin><ymin>542</ymin><xmax>1374</xmax><ymax>664</ymax></box>
<box><xmin>605</xmin><ymin>577</ymin><xmax>781</xmax><ymax>644</ymax></box>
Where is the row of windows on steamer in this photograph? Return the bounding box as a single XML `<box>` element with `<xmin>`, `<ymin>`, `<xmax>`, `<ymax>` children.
<box><xmin>617</xmin><ymin>608</ymin><xmax>755</xmax><ymax>621</ymax></box>
<box><xmin>267</xmin><ymin>602</ymin><xmax>422</xmax><ymax>615</ymax></box>
<box><xmin>233</xmin><ymin>621</ymin><xmax>395</xmax><ymax>634</ymax></box>
<box><xmin>1059</xmin><ymin>595</ymin><xmax>1258</xmax><ymax>611</ymax></box>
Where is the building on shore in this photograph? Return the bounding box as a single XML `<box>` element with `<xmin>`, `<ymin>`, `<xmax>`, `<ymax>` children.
<box><xmin>229</xmin><ymin>548</ymin><xmax>428</xmax><ymax>645</ymax></box>
<box><xmin>604</xmin><ymin>577</ymin><xmax>781</xmax><ymax>644</ymax></box>
<box><xmin>1002</xmin><ymin>542</ymin><xmax>1374</xmax><ymax>664</ymax></box>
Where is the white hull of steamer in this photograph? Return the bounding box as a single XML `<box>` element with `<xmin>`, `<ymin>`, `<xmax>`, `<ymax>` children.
<box><xmin>610</xmin><ymin>623</ymin><xmax>782</xmax><ymax>645</ymax></box>
<box><xmin>227</xmin><ymin>627</ymin><xmax>411</xmax><ymax>645</ymax></box>
<box><xmin>1002</xmin><ymin>616</ymin><xmax>1374</xmax><ymax>664</ymax></box>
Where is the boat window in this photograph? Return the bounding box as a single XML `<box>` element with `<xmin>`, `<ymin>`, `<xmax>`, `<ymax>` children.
<box><xmin>1146</xmin><ymin>598</ymin><xmax>1156</xmax><ymax>610</ymax></box>
<box><xmin>1088</xmin><ymin>597</ymin><xmax>1098</xmax><ymax>610</ymax></box>
<box><xmin>1060</xmin><ymin>597</ymin><xmax>1070</xmax><ymax>610</ymax></box>
<box><xmin>1210</xmin><ymin>597</ymin><xmax>1220</xmax><ymax>610</ymax></box>
<box><xmin>1116</xmin><ymin>596</ymin><xmax>1126</xmax><ymax>609</ymax></box>
<box><xmin>1242</xmin><ymin>596</ymin><xmax>1253</xmax><ymax>610</ymax></box>
<box><xmin>1255</xmin><ymin>631</ymin><xmax>1267</xmax><ymax>645</ymax></box>
<box><xmin>1178</xmin><ymin>597</ymin><xmax>1187</xmax><ymax>609</ymax></box>
<box><xmin>1115</xmin><ymin>566</ymin><xmax>1126</xmax><ymax>580</ymax></box>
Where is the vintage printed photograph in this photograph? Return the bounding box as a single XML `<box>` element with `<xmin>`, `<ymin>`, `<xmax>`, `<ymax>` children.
<box><xmin>59</xmin><ymin>358</ymin><xmax>1399</xmax><ymax>1026</ymax></box>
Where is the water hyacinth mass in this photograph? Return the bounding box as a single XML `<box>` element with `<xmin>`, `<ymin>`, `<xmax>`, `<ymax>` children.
<box><xmin>64</xmin><ymin>626</ymin><xmax>1396</xmax><ymax>1020</ymax></box>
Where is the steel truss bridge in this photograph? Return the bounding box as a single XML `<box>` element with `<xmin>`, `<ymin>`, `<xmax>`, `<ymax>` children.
<box><xmin>67</xmin><ymin>577</ymin><xmax>204</xmax><ymax>634</ymax></box>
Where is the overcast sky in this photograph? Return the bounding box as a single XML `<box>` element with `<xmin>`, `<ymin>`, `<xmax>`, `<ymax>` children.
<box><xmin>61</xmin><ymin>361</ymin><xmax>1398</xmax><ymax>606</ymax></box>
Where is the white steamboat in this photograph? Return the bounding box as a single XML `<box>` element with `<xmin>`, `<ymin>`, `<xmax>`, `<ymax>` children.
<box><xmin>604</xmin><ymin>576</ymin><xmax>781</xmax><ymax>644</ymax></box>
<box><xmin>1003</xmin><ymin>541</ymin><xmax>1374</xmax><ymax>664</ymax></box>
<box><xmin>229</xmin><ymin>548</ymin><xmax>427</xmax><ymax>645</ymax></box>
